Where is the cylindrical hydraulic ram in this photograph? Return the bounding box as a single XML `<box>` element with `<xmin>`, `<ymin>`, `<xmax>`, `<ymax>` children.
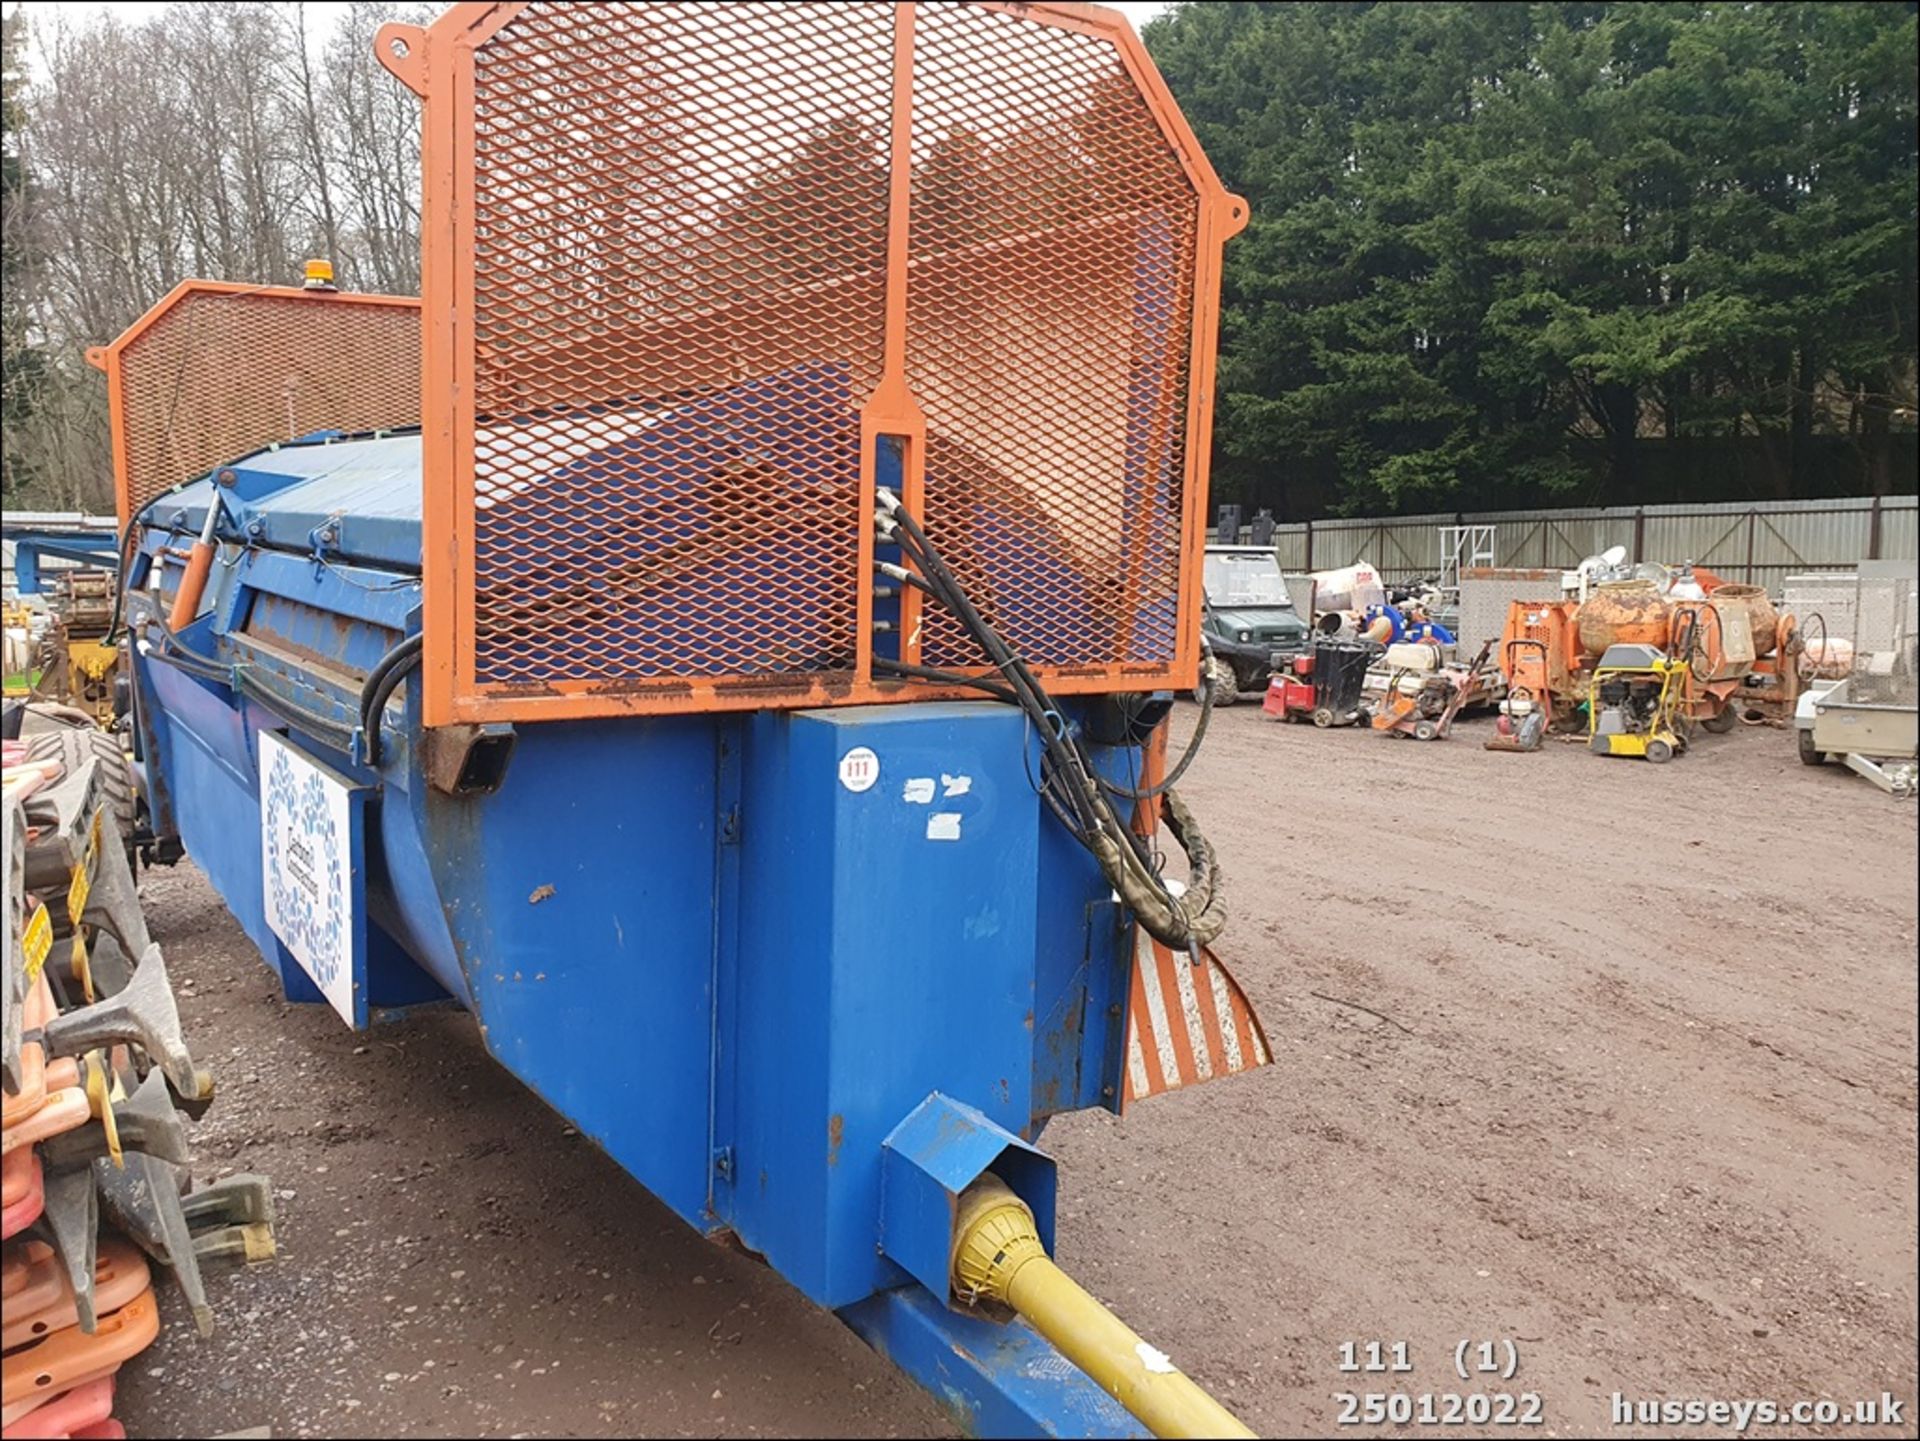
<box><xmin>950</xmin><ymin>1177</ymin><xmax>1256</xmax><ymax>1440</ymax></box>
<box><xmin>166</xmin><ymin>501</ymin><xmax>222</xmax><ymax>631</ymax></box>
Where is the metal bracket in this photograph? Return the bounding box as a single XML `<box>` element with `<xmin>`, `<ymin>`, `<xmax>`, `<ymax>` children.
<box><xmin>877</xmin><ymin>1093</ymin><xmax>1055</xmax><ymax>1304</ymax></box>
<box><xmin>40</xmin><ymin>1064</ymin><xmax>195</xmax><ymax>1171</ymax></box>
<box><xmin>32</xmin><ymin>1165</ymin><xmax>100</xmax><ymax>1332</ymax></box>
<box><xmin>307</xmin><ymin>515</ymin><xmax>344</xmax><ymax>574</ymax></box>
<box><xmin>422</xmin><ymin>721</ymin><xmax>518</xmax><ymax>796</ymax></box>
<box><xmin>95</xmin><ymin>1150</ymin><xmax>216</xmax><ymax>1336</ymax></box>
<box><xmin>42</xmin><ymin>941</ymin><xmax>207</xmax><ymax>1102</ymax></box>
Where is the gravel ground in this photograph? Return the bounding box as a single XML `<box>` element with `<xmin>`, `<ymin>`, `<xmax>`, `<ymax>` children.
<box><xmin>113</xmin><ymin>705</ymin><xmax>1917</xmax><ymax>1438</ymax></box>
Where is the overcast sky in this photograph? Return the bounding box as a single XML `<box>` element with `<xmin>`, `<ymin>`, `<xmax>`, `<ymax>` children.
<box><xmin>5</xmin><ymin>0</ymin><xmax>1175</xmax><ymax>62</ymax></box>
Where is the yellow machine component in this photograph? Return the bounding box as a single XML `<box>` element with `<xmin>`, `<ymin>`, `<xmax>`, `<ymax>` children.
<box><xmin>950</xmin><ymin>1178</ymin><xmax>1255</xmax><ymax>1440</ymax></box>
<box><xmin>83</xmin><ymin>1051</ymin><xmax>125</xmax><ymax>1169</ymax></box>
<box><xmin>66</xmin><ymin>637</ymin><xmax>121</xmax><ymax>724</ymax></box>
<box><xmin>68</xmin><ymin>637</ymin><xmax>119</xmax><ymax>681</ymax></box>
<box><xmin>1587</xmin><ymin>645</ymin><xmax>1689</xmax><ymax>763</ymax></box>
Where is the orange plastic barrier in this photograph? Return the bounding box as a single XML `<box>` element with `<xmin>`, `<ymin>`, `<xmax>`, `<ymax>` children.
<box><xmin>2</xmin><ymin>1238</ymin><xmax>150</xmax><ymax>1351</ymax></box>
<box><xmin>1</xmin><ymin>1288</ymin><xmax>158</xmax><ymax>1426</ymax></box>
<box><xmin>0</xmin><ymin>1150</ymin><xmax>43</xmax><ymax>1240</ymax></box>
<box><xmin>0</xmin><ymin>1146</ymin><xmax>38</xmax><ymax>1208</ymax></box>
<box><xmin>0</xmin><ymin>1091</ymin><xmax>87</xmax><ymax>1158</ymax></box>
<box><xmin>0</xmin><ymin>978</ymin><xmax>58</xmax><ymax>1131</ymax></box>
<box><xmin>0</xmin><ymin>1377</ymin><xmax>112</xmax><ymax>1441</ymax></box>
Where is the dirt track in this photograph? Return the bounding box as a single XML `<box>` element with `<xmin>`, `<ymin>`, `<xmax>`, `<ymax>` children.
<box><xmin>116</xmin><ymin>705</ymin><xmax>1918</xmax><ymax>1438</ymax></box>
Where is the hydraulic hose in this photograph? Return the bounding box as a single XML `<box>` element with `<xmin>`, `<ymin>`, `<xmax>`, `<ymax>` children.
<box><xmin>951</xmin><ymin>1177</ymin><xmax>1255</xmax><ymax>1439</ymax></box>
<box><xmin>359</xmin><ymin>635</ymin><xmax>423</xmax><ymax>768</ymax></box>
<box><xmin>879</xmin><ymin>494</ymin><xmax>1224</xmax><ymax>949</ymax></box>
<box><xmin>140</xmin><ymin>623</ymin><xmax>358</xmax><ymax>751</ymax></box>
<box><xmin>104</xmin><ymin>514</ymin><xmax>140</xmax><ymax>644</ymax></box>
<box><xmin>1099</xmin><ymin>644</ymin><xmax>1215</xmax><ymax>802</ymax></box>
<box><xmin>358</xmin><ymin>633</ymin><xmax>422</xmax><ymax>730</ymax></box>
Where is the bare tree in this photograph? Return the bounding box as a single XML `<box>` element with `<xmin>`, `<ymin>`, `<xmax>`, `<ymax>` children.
<box><xmin>323</xmin><ymin>3</ymin><xmax>429</xmax><ymax>294</ymax></box>
<box><xmin>3</xmin><ymin>1</ymin><xmax>428</xmax><ymax>510</ymax></box>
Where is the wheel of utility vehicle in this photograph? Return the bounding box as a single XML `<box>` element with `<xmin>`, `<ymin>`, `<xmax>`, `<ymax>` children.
<box><xmin>1194</xmin><ymin>656</ymin><xmax>1239</xmax><ymax>708</ymax></box>
<box><xmin>1700</xmin><ymin>706</ymin><xmax>1737</xmax><ymax>734</ymax></box>
<box><xmin>1414</xmin><ymin>719</ymin><xmax>1440</xmax><ymax>742</ymax></box>
<box><xmin>1796</xmin><ymin>728</ymin><xmax>1826</xmax><ymax>766</ymax></box>
<box><xmin>1311</xmin><ymin>706</ymin><xmax>1335</xmax><ymax>729</ymax></box>
<box><xmin>1644</xmin><ymin>738</ymin><xmax>1674</xmax><ymax>764</ymax></box>
<box><xmin>25</xmin><ymin>725</ymin><xmax>137</xmax><ymax>840</ymax></box>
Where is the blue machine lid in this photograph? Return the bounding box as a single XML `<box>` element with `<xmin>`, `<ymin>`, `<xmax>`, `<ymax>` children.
<box><xmin>141</xmin><ymin>431</ymin><xmax>424</xmax><ymax>573</ymax></box>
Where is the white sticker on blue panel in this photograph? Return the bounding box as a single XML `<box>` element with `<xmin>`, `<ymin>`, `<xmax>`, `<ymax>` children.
<box><xmin>902</xmin><ymin>777</ymin><xmax>935</xmax><ymax>804</ymax></box>
<box><xmin>927</xmin><ymin>812</ymin><xmax>962</xmax><ymax>841</ymax></box>
<box><xmin>838</xmin><ymin>746</ymin><xmax>880</xmax><ymax>793</ymax></box>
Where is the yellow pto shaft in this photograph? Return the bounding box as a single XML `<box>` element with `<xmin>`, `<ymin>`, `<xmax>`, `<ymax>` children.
<box><xmin>950</xmin><ymin>1177</ymin><xmax>1256</xmax><ymax>1440</ymax></box>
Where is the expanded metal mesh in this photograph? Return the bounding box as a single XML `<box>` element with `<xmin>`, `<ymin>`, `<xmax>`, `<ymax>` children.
<box><xmin>418</xmin><ymin>0</ymin><xmax>1228</xmax><ymax>717</ymax></box>
<box><xmin>910</xmin><ymin>4</ymin><xmax>1200</xmax><ymax>673</ymax></box>
<box><xmin>110</xmin><ymin>288</ymin><xmax>420</xmax><ymax>521</ymax></box>
<box><xmin>466</xmin><ymin>1</ymin><xmax>894</xmax><ymax>688</ymax></box>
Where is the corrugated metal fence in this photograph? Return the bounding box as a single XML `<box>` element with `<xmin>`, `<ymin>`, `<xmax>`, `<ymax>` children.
<box><xmin>1255</xmin><ymin>496</ymin><xmax>1918</xmax><ymax>595</ymax></box>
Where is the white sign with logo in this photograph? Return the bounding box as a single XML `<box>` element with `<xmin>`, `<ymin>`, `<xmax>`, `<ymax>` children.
<box><xmin>259</xmin><ymin>730</ymin><xmax>358</xmax><ymax>1026</ymax></box>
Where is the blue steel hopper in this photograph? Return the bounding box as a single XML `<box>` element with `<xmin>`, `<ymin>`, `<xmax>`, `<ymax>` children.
<box><xmin>104</xmin><ymin>3</ymin><xmax>1268</xmax><ymax>1435</ymax></box>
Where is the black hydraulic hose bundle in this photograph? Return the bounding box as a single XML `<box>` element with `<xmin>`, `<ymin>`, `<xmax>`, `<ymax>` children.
<box><xmin>358</xmin><ymin>633</ymin><xmax>423</xmax><ymax>767</ymax></box>
<box><xmin>875</xmin><ymin>492</ymin><xmax>1225</xmax><ymax>951</ymax></box>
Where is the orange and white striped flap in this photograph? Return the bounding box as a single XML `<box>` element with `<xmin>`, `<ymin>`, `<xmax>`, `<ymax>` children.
<box><xmin>1122</xmin><ymin>928</ymin><xmax>1272</xmax><ymax>1106</ymax></box>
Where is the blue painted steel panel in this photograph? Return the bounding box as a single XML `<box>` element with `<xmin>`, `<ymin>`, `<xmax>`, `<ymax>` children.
<box><xmin>144</xmin><ymin>653</ymin><xmax>450</xmax><ymax>1015</ymax></box>
<box><xmin>878</xmin><ymin>1093</ymin><xmax>1055</xmax><ymax>1303</ymax></box>
<box><xmin>145</xmin><ymin>660</ymin><xmax>324</xmax><ymax>1007</ymax></box>
<box><xmin>841</xmin><ymin>1284</ymin><xmax>1150</xmax><ymax>1440</ymax></box>
<box><xmin>141</xmin><ymin>435</ymin><xmax>425</xmax><ymax>574</ymax></box>
<box><xmin>726</xmin><ymin>703</ymin><xmax>1044</xmax><ymax>1308</ymax></box>
<box><xmin>2</xmin><ymin>531</ymin><xmax>122</xmax><ymax>593</ymax></box>
<box><xmin>416</xmin><ymin>716</ymin><xmax>723</xmax><ymax>1231</ymax></box>
<box><xmin>129</xmin><ymin>450</ymin><xmax>1160</xmax><ymax>1432</ymax></box>
<box><xmin>375</xmin><ymin>732</ymin><xmax>469</xmax><ymax>1008</ymax></box>
<box><xmin>1031</xmin><ymin>745</ymin><xmax>1136</xmax><ymax>1122</ymax></box>
<box><xmin>115</xmin><ymin>292</ymin><xmax>1203</xmax><ymax>1435</ymax></box>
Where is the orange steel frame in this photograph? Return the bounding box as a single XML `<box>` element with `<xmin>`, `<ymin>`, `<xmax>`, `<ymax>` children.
<box><xmin>381</xmin><ymin>1</ymin><xmax>1246</xmax><ymax>728</ymax></box>
<box><xmin>88</xmin><ymin>281</ymin><xmax>423</xmax><ymax>527</ymax></box>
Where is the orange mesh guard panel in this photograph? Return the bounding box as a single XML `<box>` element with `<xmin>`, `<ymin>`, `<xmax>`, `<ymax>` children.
<box><xmin>89</xmin><ymin>283</ymin><xmax>421</xmax><ymax>525</ymax></box>
<box><xmin>379</xmin><ymin>1</ymin><xmax>1246</xmax><ymax>725</ymax></box>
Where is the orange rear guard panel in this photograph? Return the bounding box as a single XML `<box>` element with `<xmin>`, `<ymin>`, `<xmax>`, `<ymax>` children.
<box><xmin>1120</xmin><ymin>722</ymin><xmax>1272</xmax><ymax>1108</ymax></box>
<box><xmin>89</xmin><ymin>282</ymin><xmax>421</xmax><ymax>527</ymax></box>
<box><xmin>379</xmin><ymin>1</ymin><xmax>1247</xmax><ymax>726</ymax></box>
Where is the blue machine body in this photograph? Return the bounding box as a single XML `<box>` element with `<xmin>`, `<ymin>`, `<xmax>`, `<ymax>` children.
<box><xmin>2</xmin><ymin>527</ymin><xmax>126</xmax><ymax>595</ymax></box>
<box><xmin>127</xmin><ymin>429</ymin><xmax>1153</xmax><ymax>1435</ymax></box>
